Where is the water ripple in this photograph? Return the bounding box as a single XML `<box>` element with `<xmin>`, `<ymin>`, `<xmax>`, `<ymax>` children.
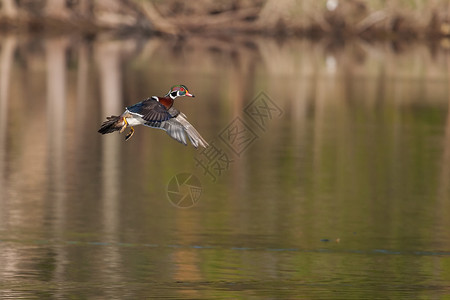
<box><xmin>1</xmin><ymin>238</ymin><xmax>449</xmax><ymax>257</ymax></box>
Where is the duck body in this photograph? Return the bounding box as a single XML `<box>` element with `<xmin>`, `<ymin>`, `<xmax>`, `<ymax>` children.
<box><xmin>98</xmin><ymin>85</ymin><xmax>208</xmax><ymax>148</ymax></box>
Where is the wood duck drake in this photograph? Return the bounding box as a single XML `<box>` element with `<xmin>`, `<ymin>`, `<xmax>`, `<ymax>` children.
<box><xmin>98</xmin><ymin>85</ymin><xmax>208</xmax><ymax>148</ymax></box>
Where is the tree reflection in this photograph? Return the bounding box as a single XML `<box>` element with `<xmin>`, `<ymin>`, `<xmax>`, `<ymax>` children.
<box><xmin>0</xmin><ymin>34</ymin><xmax>449</xmax><ymax>297</ymax></box>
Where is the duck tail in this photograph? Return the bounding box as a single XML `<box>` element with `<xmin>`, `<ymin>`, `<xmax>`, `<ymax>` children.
<box><xmin>98</xmin><ymin>115</ymin><xmax>124</xmax><ymax>134</ymax></box>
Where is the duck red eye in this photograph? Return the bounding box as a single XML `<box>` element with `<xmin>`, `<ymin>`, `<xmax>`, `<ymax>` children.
<box><xmin>180</xmin><ymin>88</ymin><xmax>184</xmax><ymax>92</ymax></box>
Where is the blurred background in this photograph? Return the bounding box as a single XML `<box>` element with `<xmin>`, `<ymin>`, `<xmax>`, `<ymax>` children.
<box><xmin>1</xmin><ymin>1</ymin><xmax>450</xmax><ymax>299</ymax></box>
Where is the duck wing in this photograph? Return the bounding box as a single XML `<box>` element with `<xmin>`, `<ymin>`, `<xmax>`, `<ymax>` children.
<box><xmin>126</xmin><ymin>97</ymin><xmax>172</xmax><ymax>122</ymax></box>
<box><xmin>144</xmin><ymin>108</ymin><xmax>209</xmax><ymax>148</ymax></box>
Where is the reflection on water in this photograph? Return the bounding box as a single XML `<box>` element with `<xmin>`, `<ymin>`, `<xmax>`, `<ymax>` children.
<box><xmin>0</xmin><ymin>34</ymin><xmax>450</xmax><ymax>298</ymax></box>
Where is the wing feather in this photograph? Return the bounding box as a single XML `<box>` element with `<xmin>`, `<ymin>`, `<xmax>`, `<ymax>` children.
<box><xmin>159</xmin><ymin>113</ymin><xmax>208</xmax><ymax>148</ymax></box>
<box><xmin>133</xmin><ymin>101</ymin><xmax>208</xmax><ymax>148</ymax></box>
<box><xmin>126</xmin><ymin>98</ymin><xmax>172</xmax><ymax>122</ymax></box>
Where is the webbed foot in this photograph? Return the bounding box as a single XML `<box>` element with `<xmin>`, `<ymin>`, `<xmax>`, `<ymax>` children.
<box><xmin>125</xmin><ymin>127</ymin><xmax>135</xmax><ymax>141</ymax></box>
<box><xmin>119</xmin><ymin>118</ymin><xmax>128</xmax><ymax>133</ymax></box>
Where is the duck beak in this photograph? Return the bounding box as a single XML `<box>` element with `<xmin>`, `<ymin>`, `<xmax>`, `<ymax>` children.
<box><xmin>186</xmin><ymin>91</ymin><xmax>195</xmax><ymax>97</ymax></box>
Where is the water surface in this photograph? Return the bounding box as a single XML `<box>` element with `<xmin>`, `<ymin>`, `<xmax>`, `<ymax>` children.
<box><xmin>0</xmin><ymin>35</ymin><xmax>450</xmax><ymax>299</ymax></box>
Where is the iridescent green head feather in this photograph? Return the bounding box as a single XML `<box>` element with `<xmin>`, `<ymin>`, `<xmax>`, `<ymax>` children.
<box><xmin>166</xmin><ymin>85</ymin><xmax>195</xmax><ymax>99</ymax></box>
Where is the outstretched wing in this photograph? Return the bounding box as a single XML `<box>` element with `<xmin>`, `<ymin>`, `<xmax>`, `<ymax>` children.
<box><xmin>144</xmin><ymin>110</ymin><xmax>209</xmax><ymax>148</ymax></box>
<box><xmin>126</xmin><ymin>98</ymin><xmax>172</xmax><ymax>122</ymax></box>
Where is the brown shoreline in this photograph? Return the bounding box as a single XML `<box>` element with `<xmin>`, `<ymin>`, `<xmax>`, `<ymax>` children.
<box><xmin>0</xmin><ymin>0</ymin><xmax>450</xmax><ymax>40</ymax></box>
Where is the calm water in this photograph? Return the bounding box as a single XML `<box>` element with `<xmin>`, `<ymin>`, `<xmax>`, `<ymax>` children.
<box><xmin>1</xmin><ymin>35</ymin><xmax>450</xmax><ymax>299</ymax></box>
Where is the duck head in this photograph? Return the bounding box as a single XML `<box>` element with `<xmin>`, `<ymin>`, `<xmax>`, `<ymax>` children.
<box><xmin>166</xmin><ymin>85</ymin><xmax>195</xmax><ymax>100</ymax></box>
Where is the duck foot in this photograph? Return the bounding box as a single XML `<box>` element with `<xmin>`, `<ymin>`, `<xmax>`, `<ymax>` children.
<box><xmin>125</xmin><ymin>127</ymin><xmax>135</xmax><ymax>141</ymax></box>
<box><xmin>119</xmin><ymin>117</ymin><xmax>128</xmax><ymax>133</ymax></box>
